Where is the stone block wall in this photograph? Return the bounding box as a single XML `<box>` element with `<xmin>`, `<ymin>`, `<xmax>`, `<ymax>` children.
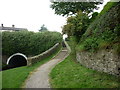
<box><xmin>76</xmin><ymin>49</ymin><xmax>120</xmax><ymax>76</ymax></box>
<box><xmin>27</xmin><ymin>43</ymin><xmax>61</xmax><ymax>66</ymax></box>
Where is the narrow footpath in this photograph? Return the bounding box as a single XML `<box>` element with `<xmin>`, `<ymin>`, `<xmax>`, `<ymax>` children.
<box><xmin>24</xmin><ymin>47</ymin><xmax>68</xmax><ymax>88</ymax></box>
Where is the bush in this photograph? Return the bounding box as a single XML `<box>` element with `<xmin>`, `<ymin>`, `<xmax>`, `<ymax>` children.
<box><xmin>2</xmin><ymin>31</ymin><xmax>62</xmax><ymax>56</ymax></box>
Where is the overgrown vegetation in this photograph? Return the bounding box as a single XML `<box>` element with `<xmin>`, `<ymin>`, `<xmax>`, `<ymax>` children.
<box><xmin>98</xmin><ymin>2</ymin><xmax>118</xmax><ymax>16</ymax></box>
<box><xmin>2</xmin><ymin>47</ymin><xmax>61</xmax><ymax>88</ymax></box>
<box><xmin>49</xmin><ymin>37</ymin><xmax>120</xmax><ymax>88</ymax></box>
<box><xmin>58</xmin><ymin>1</ymin><xmax>120</xmax><ymax>53</ymax></box>
<box><xmin>2</xmin><ymin>31</ymin><xmax>62</xmax><ymax>56</ymax></box>
<box><xmin>77</xmin><ymin>2</ymin><xmax>120</xmax><ymax>53</ymax></box>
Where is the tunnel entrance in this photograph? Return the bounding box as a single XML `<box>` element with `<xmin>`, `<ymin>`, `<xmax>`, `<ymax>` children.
<box><xmin>3</xmin><ymin>53</ymin><xmax>27</xmax><ymax>70</ymax></box>
<box><xmin>8</xmin><ymin>55</ymin><xmax>27</xmax><ymax>67</ymax></box>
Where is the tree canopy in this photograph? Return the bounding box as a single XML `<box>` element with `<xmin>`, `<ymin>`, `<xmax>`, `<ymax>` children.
<box><xmin>51</xmin><ymin>1</ymin><xmax>103</xmax><ymax>16</ymax></box>
<box><xmin>39</xmin><ymin>24</ymin><xmax>48</xmax><ymax>32</ymax></box>
<box><xmin>51</xmin><ymin>1</ymin><xmax>103</xmax><ymax>42</ymax></box>
<box><xmin>62</xmin><ymin>11</ymin><xmax>90</xmax><ymax>42</ymax></box>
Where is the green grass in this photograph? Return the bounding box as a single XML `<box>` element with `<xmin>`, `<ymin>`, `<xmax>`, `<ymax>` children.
<box><xmin>0</xmin><ymin>72</ymin><xmax>2</xmax><ymax>89</ymax></box>
<box><xmin>49</xmin><ymin>39</ymin><xmax>120</xmax><ymax>88</ymax></box>
<box><xmin>2</xmin><ymin>47</ymin><xmax>61</xmax><ymax>88</ymax></box>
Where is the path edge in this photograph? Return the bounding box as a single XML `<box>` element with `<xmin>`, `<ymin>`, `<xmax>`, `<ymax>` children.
<box><xmin>48</xmin><ymin>40</ymin><xmax>71</xmax><ymax>88</ymax></box>
<box><xmin>21</xmin><ymin>47</ymin><xmax>63</xmax><ymax>88</ymax></box>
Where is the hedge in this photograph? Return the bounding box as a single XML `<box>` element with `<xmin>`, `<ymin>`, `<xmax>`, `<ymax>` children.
<box><xmin>2</xmin><ymin>31</ymin><xmax>62</xmax><ymax>56</ymax></box>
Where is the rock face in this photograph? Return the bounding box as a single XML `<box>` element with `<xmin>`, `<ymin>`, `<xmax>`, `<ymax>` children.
<box><xmin>76</xmin><ymin>49</ymin><xmax>120</xmax><ymax>76</ymax></box>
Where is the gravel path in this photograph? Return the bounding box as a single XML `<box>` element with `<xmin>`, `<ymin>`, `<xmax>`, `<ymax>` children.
<box><xmin>24</xmin><ymin>48</ymin><xmax>68</xmax><ymax>88</ymax></box>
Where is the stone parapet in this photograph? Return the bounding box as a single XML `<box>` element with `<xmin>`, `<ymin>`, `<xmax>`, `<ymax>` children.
<box><xmin>27</xmin><ymin>43</ymin><xmax>61</xmax><ymax>66</ymax></box>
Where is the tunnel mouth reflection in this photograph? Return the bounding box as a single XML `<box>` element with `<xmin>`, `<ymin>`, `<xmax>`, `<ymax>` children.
<box><xmin>3</xmin><ymin>53</ymin><xmax>28</xmax><ymax>70</ymax></box>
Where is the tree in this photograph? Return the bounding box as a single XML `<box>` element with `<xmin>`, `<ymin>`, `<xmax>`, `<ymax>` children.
<box><xmin>62</xmin><ymin>11</ymin><xmax>90</xmax><ymax>42</ymax></box>
<box><xmin>39</xmin><ymin>24</ymin><xmax>48</xmax><ymax>32</ymax></box>
<box><xmin>51</xmin><ymin>1</ymin><xmax>103</xmax><ymax>16</ymax></box>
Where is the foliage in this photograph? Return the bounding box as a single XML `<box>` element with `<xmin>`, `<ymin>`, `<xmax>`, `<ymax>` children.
<box><xmin>2</xmin><ymin>31</ymin><xmax>62</xmax><ymax>56</ymax></box>
<box><xmin>62</xmin><ymin>11</ymin><xmax>90</xmax><ymax>42</ymax></box>
<box><xmin>77</xmin><ymin>29</ymin><xmax>119</xmax><ymax>52</ymax></box>
<box><xmin>50</xmin><ymin>2</ymin><xmax>102</xmax><ymax>16</ymax></box>
<box><xmin>98</xmin><ymin>2</ymin><xmax>118</xmax><ymax>16</ymax></box>
<box><xmin>39</xmin><ymin>24</ymin><xmax>48</xmax><ymax>32</ymax></box>
<box><xmin>2</xmin><ymin>47</ymin><xmax>61</xmax><ymax>88</ymax></box>
<box><xmin>50</xmin><ymin>38</ymin><xmax>120</xmax><ymax>88</ymax></box>
<box><xmin>77</xmin><ymin>2</ymin><xmax>120</xmax><ymax>52</ymax></box>
<box><xmin>77</xmin><ymin>37</ymin><xmax>98</xmax><ymax>52</ymax></box>
<box><xmin>90</xmin><ymin>12</ymin><xmax>99</xmax><ymax>22</ymax></box>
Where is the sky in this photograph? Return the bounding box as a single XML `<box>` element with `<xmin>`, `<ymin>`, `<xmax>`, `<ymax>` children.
<box><xmin>0</xmin><ymin>0</ymin><xmax>110</xmax><ymax>33</ymax></box>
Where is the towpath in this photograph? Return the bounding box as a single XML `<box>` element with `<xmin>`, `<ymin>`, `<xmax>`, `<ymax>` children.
<box><xmin>24</xmin><ymin>47</ymin><xmax>68</xmax><ymax>88</ymax></box>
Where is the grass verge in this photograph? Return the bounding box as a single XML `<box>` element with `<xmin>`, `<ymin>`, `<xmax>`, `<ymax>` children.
<box><xmin>2</xmin><ymin>46</ymin><xmax>62</xmax><ymax>88</ymax></box>
<box><xmin>49</xmin><ymin>39</ymin><xmax>120</xmax><ymax>88</ymax></box>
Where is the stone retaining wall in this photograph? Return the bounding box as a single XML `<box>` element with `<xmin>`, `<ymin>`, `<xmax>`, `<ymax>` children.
<box><xmin>27</xmin><ymin>43</ymin><xmax>61</xmax><ymax>66</ymax></box>
<box><xmin>76</xmin><ymin>49</ymin><xmax>120</xmax><ymax>76</ymax></box>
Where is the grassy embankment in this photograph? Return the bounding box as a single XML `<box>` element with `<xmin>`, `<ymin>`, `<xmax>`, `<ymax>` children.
<box><xmin>98</xmin><ymin>2</ymin><xmax>117</xmax><ymax>16</ymax></box>
<box><xmin>50</xmin><ymin>37</ymin><xmax>120</xmax><ymax>88</ymax></box>
<box><xmin>2</xmin><ymin>46</ymin><xmax>61</xmax><ymax>88</ymax></box>
<box><xmin>77</xmin><ymin>2</ymin><xmax>120</xmax><ymax>53</ymax></box>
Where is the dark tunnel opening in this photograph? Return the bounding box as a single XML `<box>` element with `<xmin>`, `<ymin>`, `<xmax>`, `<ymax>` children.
<box><xmin>2</xmin><ymin>54</ymin><xmax>27</xmax><ymax>70</ymax></box>
<box><xmin>8</xmin><ymin>55</ymin><xmax>27</xmax><ymax>67</ymax></box>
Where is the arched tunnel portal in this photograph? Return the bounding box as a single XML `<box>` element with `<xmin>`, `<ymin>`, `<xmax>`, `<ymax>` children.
<box><xmin>6</xmin><ymin>53</ymin><xmax>27</xmax><ymax>69</ymax></box>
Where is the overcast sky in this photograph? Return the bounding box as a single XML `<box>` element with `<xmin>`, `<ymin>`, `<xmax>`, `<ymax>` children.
<box><xmin>0</xmin><ymin>0</ymin><xmax>109</xmax><ymax>33</ymax></box>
